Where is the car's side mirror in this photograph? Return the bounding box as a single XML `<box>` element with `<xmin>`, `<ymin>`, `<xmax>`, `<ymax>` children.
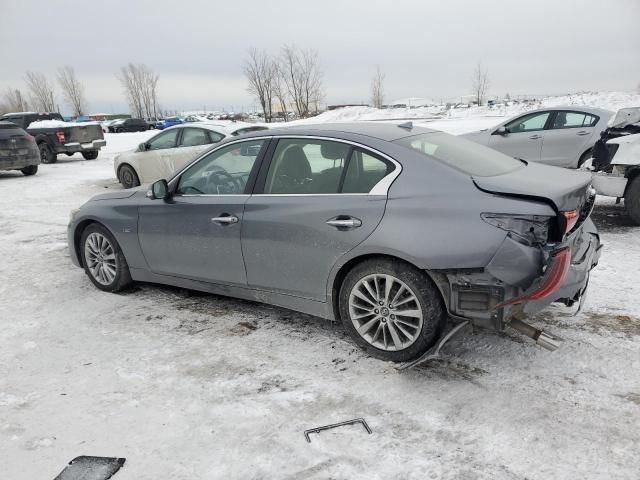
<box><xmin>147</xmin><ymin>179</ymin><xmax>170</xmax><ymax>200</ymax></box>
<box><xmin>138</xmin><ymin>142</ymin><xmax>150</xmax><ymax>152</ymax></box>
<box><xmin>493</xmin><ymin>126</ymin><xmax>509</xmax><ymax>135</ymax></box>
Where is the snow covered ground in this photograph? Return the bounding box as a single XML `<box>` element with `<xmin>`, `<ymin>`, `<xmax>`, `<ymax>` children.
<box><xmin>1</xmin><ymin>106</ymin><xmax>639</xmax><ymax>479</ymax></box>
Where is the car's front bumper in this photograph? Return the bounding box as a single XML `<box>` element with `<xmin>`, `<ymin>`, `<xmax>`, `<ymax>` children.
<box><xmin>57</xmin><ymin>139</ymin><xmax>106</xmax><ymax>153</ymax></box>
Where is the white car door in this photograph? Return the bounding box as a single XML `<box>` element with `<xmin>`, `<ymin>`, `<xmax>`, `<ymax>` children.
<box><xmin>488</xmin><ymin>111</ymin><xmax>550</xmax><ymax>162</ymax></box>
<box><xmin>540</xmin><ymin>111</ymin><xmax>599</xmax><ymax>168</ymax></box>
<box><xmin>169</xmin><ymin>127</ymin><xmax>225</xmax><ymax>174</ymax></box>
<box><xmin>137</xmin><ymin>129</ymin><xmax>181</xmax><ymax>183</ymax></box>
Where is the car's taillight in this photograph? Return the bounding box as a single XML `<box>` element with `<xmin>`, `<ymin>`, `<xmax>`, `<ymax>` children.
<box><xmin>481</xmin><ymin>213</ymin><xmax>551</xmax><ymax>246</ymax></box>
<box><xmin>561</xmin><ymin>210</ymin><xmax>579</xmax><ymax>236</ymax></box>
<box><xmin>496</xmin><ymin>247</ymin><xmax>571</xmax><ymax>307</ymax></box>
<box><xmin>56</xmin><ymin>131</ymin><xmax>66</xmax><ymax>143</ymax></box>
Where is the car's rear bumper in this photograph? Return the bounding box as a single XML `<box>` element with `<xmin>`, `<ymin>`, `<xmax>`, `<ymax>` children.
<box><xmin>0</xmin><ymin>151</ymin><xmax>40</xmax><ymax>170</ymax></box>
<box><xmin>57</xmin><ymin>139</ymin><xmax>106</xmax><ymax>153</ymax></box>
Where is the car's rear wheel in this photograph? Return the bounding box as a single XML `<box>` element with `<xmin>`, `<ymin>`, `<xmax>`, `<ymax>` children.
<box><xmin>38</xmin><ymin>143</ymin><xmax>56</xmax><ymax>164</ymax></box>
<box><xmin>118</xmin><ymin>164</ymin><xmax>140</xmax><ymax>189</ymax></box>
<box><xmin>21</xmin><ymin>165</ymin><xmax>38</xmax><ymax>176</ymax></box>
<box><xmin>80</xmin><ymin>223</ymin><xmax>132</xmax><ymax>292</ymax></box>
<box><xmin>578</xmin><ymin>149</ymin><xmax>592</xmax><ymax>168</ymax></box>
<box><xmin>82</xmin><ymin>150</ymin><xmax>99</xmax><ymax>160</ymax></box>
<box><xmin>339</xmin><ymin>258</ymin><xmax>446</xmax><ymax>362</ymax></box>
<box><xmin>624</xmin><ymin>175</ymin><xmax>640</xmax><ymax>225</ymax></box>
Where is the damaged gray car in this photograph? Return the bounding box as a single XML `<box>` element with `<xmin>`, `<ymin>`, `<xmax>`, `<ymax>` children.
<box><xmin>68</xmin><ymin>123</ymin><xmax>602</xmax><ymax>362</ymax></box>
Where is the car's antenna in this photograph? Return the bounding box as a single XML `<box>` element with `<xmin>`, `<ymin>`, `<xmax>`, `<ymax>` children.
<box><xmin>398</xmin><ymin>121</ymin><xmax>413</xmax><ymax>130</ymax></box>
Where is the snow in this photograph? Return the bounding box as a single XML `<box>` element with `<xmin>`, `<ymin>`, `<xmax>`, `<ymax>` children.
<box><xmin>28</xmin><ymin>120</ymin><xmax>101</xmax><ymax>128</ymax></box>
<box><xmin>1</xmin><ymin>102</ymin><xmax>640</xmax><ymax>479</ymax></box>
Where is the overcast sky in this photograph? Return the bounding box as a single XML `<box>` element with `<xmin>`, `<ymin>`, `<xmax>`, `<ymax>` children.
<box><xmin>1</xmin><ymin>0</ymin><xmax>639</xmax><ymax>114</ymax></box>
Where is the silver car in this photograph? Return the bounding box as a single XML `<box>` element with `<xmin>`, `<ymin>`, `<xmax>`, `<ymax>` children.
<box><xmin>463</xmin><ymin>107</ymin><xmax>612</xmax><ymax>168</ymax></box>
<box><xmin>68</xmin><ymin>123</ymin><xmax>601</xmax><ymax>362</ymax></box>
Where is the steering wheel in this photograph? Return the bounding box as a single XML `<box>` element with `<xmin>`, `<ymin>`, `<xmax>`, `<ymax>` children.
<box><xmin>205</xmin><ymin>170</ymin><xmax>243</xmax><ymax>194</ymax></box>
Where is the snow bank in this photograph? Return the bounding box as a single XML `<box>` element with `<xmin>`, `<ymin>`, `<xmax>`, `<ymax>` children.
<box><xmin>28</xmin><ymin>120</ymin><xmax>101</xmax><ymax>128</ymax></box>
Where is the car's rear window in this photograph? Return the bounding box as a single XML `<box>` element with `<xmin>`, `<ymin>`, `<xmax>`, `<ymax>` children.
<box><xmin>395</xmin><ymin>132</ymin><xmax>525</xmax><ymax>177</ymax></box>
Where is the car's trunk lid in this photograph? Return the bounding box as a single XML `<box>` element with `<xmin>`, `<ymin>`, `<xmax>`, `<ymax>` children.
<box><xmin>472</xmin><ymin>161</ymin><xmax>593</xmax><ymax>212</ymax></box>
<box><xmin>67</xmin><ymin>124</ymin><xmax>104</xmax><ymax>142</ymax></box>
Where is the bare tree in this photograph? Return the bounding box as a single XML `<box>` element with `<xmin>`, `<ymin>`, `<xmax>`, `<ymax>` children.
<box><xmin>0</xmin><ymin>87</ymin><xmax>29</xmax><ymax>114</ymax></box>
<box><xmin>118</xmin><ymin>63</ymin><xmax>160</xmax><ymax>118</ymax></box>
<box><xmin>272</xmin><ymin>61</ymin><xmax>289</xmax><ymax>121</ymax></box>
<box><xmin>472</xmin><ymin>62</ymin><xmax>490</xmax><ymax>106</ymax></box>
<box><xmin>25</xmin><ymin>71</ymin><xmax>56</xmax><ymax>111</ymax></box>
<box><xmin>281</xmin><ymin>45</ymin><xmax>323</xmax><ymax>117</ymax></box>
<box><xmin>243</xmin><ymin>48</ymin><xmax>275</xmax><ymax>122</ymax></box>
<box><xmin>57</xmin><ymin>66</ymin><xmax>86</xmax><ymax>116</ymax></box>
<box><xmin>371</xmin><ymin>66</ymin><xmax>385</xmax><ymax>108</ymax></box>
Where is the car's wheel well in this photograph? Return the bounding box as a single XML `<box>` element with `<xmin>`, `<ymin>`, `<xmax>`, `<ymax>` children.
<box><xmin>330</xmin><ymin>253</ymin><xmax>441</xmax><ymax>321</ymax></box>
<box><xmin>578</xmin><ymin>147</ymin><xmax>593</xmax><ymax>167</ymax></box>
<box><xmin>117</xmin><ymin>162</ymin><xmax>137</xmax><ymax>177</ymax></box>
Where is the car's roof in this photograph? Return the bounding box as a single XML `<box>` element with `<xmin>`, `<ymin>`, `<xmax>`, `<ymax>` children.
<box><xmin>519</xmin><ymin>106</ymin><xmax>613</xmax><ymax>116</ymax></box>
<box><xmin>164</xmin><ymin>120</ymin><xmax>268</xmax><ymax>136</ymax></box>
<box><xmin>240</xmin><ymin>122</ymin><xmax>438</xmax><ymax>142</ymax></box>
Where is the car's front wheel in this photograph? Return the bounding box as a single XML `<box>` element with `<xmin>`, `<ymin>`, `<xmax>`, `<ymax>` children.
<box><xmin>80</xmin><ymin>223</ymin><xmax>132</xmax><ymax>292</ymax></box>
<box><xmin>624</xmin><ymin>175</ymin><xmax>640</xmax><ymax>225</ymax></box>
<box><xmin>82</xmin><ymin>150</ymin><xmax>99</xmax><ymax>160</ymax></box>
<box><xmin>339</xmin><ymin>258</ymin><xmax>446</xmax><ymax>362</ymax></box>
<box><xmin>21</xmin><ymin>165</ymin><xmax>38</xmax><ymax>176</ymax></box>
<box><xmin>118</xmin><ymin>164</ymin><xmax>140</xmax><ymax>189</ymax></box>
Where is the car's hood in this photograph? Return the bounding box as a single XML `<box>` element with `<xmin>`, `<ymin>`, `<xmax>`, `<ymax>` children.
<box><xmin>473</xmin><ymin>162</ymin><xmax>593</xmax><ymax>212</ymax></box>
<box><xmin>90</xmin><ymin>190</ymin><xmax>139</xmax><ymax>201</ymax></box>
<box><xmin>460</xmin><ymin>130</ymin><xmax>490</xmax><ymax>144</ymax></box>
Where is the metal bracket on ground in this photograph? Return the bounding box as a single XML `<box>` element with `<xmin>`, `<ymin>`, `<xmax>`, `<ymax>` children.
<box><xmin>304</xmin><ymin>418</ymin><xmax>372</xmax><ymax>443</ymax></box>
<box><xmin>396</xmin><ymin>320</ymin><xmax>471</xmax><ymax>371</ymax></box>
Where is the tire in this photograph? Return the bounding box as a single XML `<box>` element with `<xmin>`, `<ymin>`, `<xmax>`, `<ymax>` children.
<box><xmin>624</xmin><ymin>175</ymin><xmax>640</xmax><ymax>225</ymax></box>
<box><xmin>38</xmin><ymin>143</ymin><xmax>57</xmax><ymax>164</ymax></box>
<box><xmin>82</xmin><ymin>150</ymin><xmax>99</xmax><ymax>160</ymax></box>
<box><xmin>80</xmin><ymin>223</ymin><xmax>133</xmax><ymax>292</ymax></box>
<box><xmin>115</xmin><ymin>128</ymin><xmax>123</xmax><ymax>133</ymax></box>
<box><xmin>118</xmin><ymin>164</ymin><xmax>140</xmax><ymax>189</ymax></box>
<box><xmin>338</xmin><ymin>258</ymin><xmax>446</xmax><ymax>362</ymax></box>
<box><xmin>21</xmin><ymin>165</ymin><xmax>38</xmax><ymax>176</ymax></box>
<box><xmin>578</xmin><ymin>149</ymin><xmax>592</xmax><ymax>168</ymax></box>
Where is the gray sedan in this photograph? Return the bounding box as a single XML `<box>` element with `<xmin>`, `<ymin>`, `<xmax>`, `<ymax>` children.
<box><xmin>463</xmin><ymin>107</ymin><xmax>612</xmax><ymax>168</ymax></box>
<box><xmin>68</xmin><ymin>123</ymin><xmax>601</xmax><ymax>362</ymax></box>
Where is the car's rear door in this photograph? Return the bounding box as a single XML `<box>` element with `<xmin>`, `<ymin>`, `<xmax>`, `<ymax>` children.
<box><xmin>137</xmin><ymin>138</ymin><xmax>268</xmax><ymax>284</ymax></box>
<box><xmin>241</xmin><ymin>137</ymin><xmax>395</xmax><ymax>301</ymax></box>
<box><xmin>488</xmin><ymin>111</ymin><xmax>551</xmax><ymax>161</ymax></box>
<box><xmin>540</xmin><ymin>110</ymin><xmax>599</xmax><ymax>167</ymax></box>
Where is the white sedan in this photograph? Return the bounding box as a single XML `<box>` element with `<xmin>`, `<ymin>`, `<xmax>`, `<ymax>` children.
<box><xmin>114</xmin><ymin>122</ymin><xmax>267</xmax><ymax>188</ymax></box>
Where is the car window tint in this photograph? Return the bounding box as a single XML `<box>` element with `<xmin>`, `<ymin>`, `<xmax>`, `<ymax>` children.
<box><xmin>180</xmin><ymin>128</ymin><xmax>209</xmax><ymax>147</ymax></box>
<box><xmin>264</xmin><ymin>139</ymin><xmax>350</xmax><ymax>194</ymax></box>
<box><xmin>148</xmin><ymin>129</ymin><xmax>179</xmax><ymax>150</ymax></box>
<box><xmin>506</xmin><ymin>112</ymin><xmax>550</xmax><ymax>132</ymax></box>
<box><xmin>342</xmin><ymin>149</ymin><xmax>391</xmax><ymax>193</ymax></box>
<box><xmin>208</xmin><ymin>130</ymin><xmax>225</xmax><ymax>143</ymax></box>
<box><xmin>176</xmin><ymin>139</ymin><xmax>265</xmax><ymax>195</ymax></box>
<box><xmin>396</xmin><ymin>132</ymin><xmax>524</xmax><ymax>177</ymax></box>
<box><xmin>552</xmin><ymin>112</ymin><xmax>598</xmax><ymax>129</ymax></box>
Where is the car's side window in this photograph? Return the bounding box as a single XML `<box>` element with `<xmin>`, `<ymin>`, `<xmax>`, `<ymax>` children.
<box><xmin>208</xmin><ymin>131</ymin><xmax>225</xmax><ymax>143</ymax></box>
<box><xmin>551</xmin><ymin>112</ymin><xmax>598</xmax><ymax>129</ymax></box>
<box><xmin>342</xmin><ymin>149</ymin><xmax>392</xmax><ymax>193</ymax></box>
<box><xmin>176</xmin><ymin>139</ymin><xmax>265</xmax><ymax>195</ymax></box>
<box><xmin>505</xmin><ymin>112</ymin><xmax>550</xmax><ymax>133</ymax></box>
<box><xmin>180</xmin><ymin>128</ymin><xmax>209</xmax><ymax>147</ymax></box>
<box><xmin>148</xmin><ymin>129</ymin><xmax>179</xmax><ymax>150</ymax></box>
<box><xmin>264</xmin><ymin>139</ymin><xmax>350</xmax><ymax>194</ymax></box>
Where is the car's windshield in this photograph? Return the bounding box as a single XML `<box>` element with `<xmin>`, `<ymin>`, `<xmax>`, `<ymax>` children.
<box><xmin>395</xmin><ymin>132</ymin><xmax>525</xmax><ymax>177</ymax></box>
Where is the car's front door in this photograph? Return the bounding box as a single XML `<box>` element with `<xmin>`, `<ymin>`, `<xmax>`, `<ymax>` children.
<box><xmin>488</xmin><ymin>111</ymin><xmax>551</xmax><ymax>161</ymax></box>
<box><xmin>540</xmin><ymin>110</ymin><xmax>599</xmax><ymax>167</ymax></box>
<box><xmin>137</xmin><ymin>138</ymin><xmax>267</xmax><ymax>284</ymax></box>
<box><xmin>241</xmin><ymin>138</ymin><xmax>394</xmax><ymax>301</ymax></box>
<box><xmin>135</xmin><ymin>128</ymin><xmax>180</xmax><ymax>182</ymax></box>
<box><xmin>169</xmin><ymin>127</ymin><xmax>224</xmax><ymax>173</ymax></box>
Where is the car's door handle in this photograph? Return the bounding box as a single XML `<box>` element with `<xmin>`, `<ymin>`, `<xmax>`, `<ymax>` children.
<box><xmin>529</xmin><ymin>134</ymin><xmax>542</xmax><ymax>140</ymax></box>
<box><xmin>577</xmin><ymin>131</ymin><xmax>591</xmax><ymax>136</ymax></box>
<box><xmin>211</xmin><ymin>214</ymin><xmax>239</xmax><ymax>225</ymax></box>
<box><xmin>326</xmin><ymin>216</ymin><xmax>362</xmax><ymax>229</ymax></box>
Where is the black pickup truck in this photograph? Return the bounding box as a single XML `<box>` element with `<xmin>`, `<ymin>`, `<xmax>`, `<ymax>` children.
<box><xmin>0</xmin><ymin>112</ymin><xmax>106</xmax><ymax>163</ymax></box>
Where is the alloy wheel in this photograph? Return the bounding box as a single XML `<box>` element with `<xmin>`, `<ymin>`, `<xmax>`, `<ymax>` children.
<box><xmin>348</xmin><ymin>274</ymin><xmax>424</xmax><ymax>351</ymax></box>
<box><xmin>84</xmin><ymin>232</ymin><xmax>117</xmax><ymax>285</ymax></box>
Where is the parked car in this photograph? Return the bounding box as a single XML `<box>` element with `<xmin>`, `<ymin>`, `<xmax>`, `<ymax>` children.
<box><xmin>586</xmin><ymin>107</ymin><xmax>640</xmax><ymax>224</ymax></box>
<box><xmin>463</xmin><ymin>107</ymin><xmax>613</xmax><ymax>168</ymax></box>
<box><xmin>113</xmin><ymin>122</ymin><xmax>268</xmax><ymax>188</ymax></box>
<box><xmin>0</xmin><ymin>121</ymin><xmax>40</xmax><ymax>176</ymax></box>
<box><xmin>0</xmin><ymin>112</ymin><xmax>106</xmax><ymax>163</ymax></box>
<box><xmin>109</xmin><ymin>118</ymin><xmax>149</xmax><ymax>133</ymax></box>
<box><xmin>69</xmin><ymin>123</ymin><xmax>601</xmax><ymax>362</ymax></box>
<box><xmin>156</xmin><ymin>117</ymin><xmax>184</xmax><ymax>130</ymax></box>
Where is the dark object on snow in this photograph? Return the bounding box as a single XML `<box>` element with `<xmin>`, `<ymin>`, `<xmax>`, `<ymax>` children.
<box><xmin>304</xmin><ymin>418</ymin><xmax>372</xmax><ymax>443</ymax></box>
<box><xmin>53</xmin><ymin>456</ymin><xmax>125</xmax><ymax>480</ymax></box>
<box><xmin>396</xmin><ymin>320</ymin><xmax>471</xmax><ymax>370</ymax></box>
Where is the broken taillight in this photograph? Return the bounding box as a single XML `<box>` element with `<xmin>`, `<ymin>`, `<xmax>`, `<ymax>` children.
<box><xmin>56</xmin><ymin>131</ymin><xmax>65</xmax><ymax>143</ymax></box>
<box><xmin>561</xmin><ymin>210</ymin><xmax>579</xmax><ymax>235</ymax></box>
<box><xmin>496</xmin><ymin>247</ymin><xmax>571</xmax><ymax>308</ymax></box>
